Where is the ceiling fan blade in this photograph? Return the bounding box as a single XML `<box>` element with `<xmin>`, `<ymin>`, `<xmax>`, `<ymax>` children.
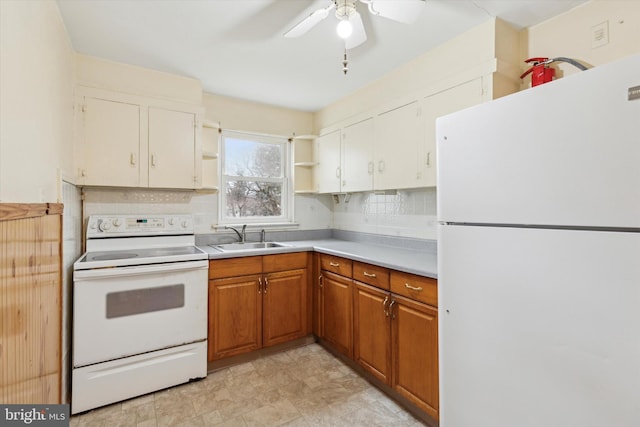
<box><xmin>284</xmin><ymin>2</ymin><xmax>336</xmax><ymax>38</ymax></box>
<box><xmin>345</xmin><ymin>11</ymin><xmax>367</xmax><ymax>49</ymax></box>
<box><xmin>367</xmin><ymin>0</ymin><xmax>425</xmax><ymax>24</ymax></box>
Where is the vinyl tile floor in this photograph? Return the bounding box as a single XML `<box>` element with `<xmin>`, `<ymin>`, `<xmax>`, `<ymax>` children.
<box><xmin>70</xmin><ymin>343</ymin><xmax>426</xmax><ymax>427</ymax></box>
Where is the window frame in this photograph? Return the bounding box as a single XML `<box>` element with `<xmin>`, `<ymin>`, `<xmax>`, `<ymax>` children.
<box><xmin>219</xmin><ymin>130</ymin><xmax>294</xmax><ymax>226</ymax></box>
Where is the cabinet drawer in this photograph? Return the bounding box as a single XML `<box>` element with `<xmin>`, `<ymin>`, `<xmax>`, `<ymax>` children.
<box><xmin>209</xmin><ymin>256</ymin><xmax>262</xmax><ymax>279</ymax></box>
<box><xmin>263</xmin><ymin>252</ymin><xmax>307</xmax><ymax>273</ymax></box>
<box><xmin>390</xmin><ymin>271</ymin><xmax>437</xmax><ymax>307</ymax></box>
<box><xmin>353</xmin><ymin>261</ymin><xmax>390</xmax><ymax>290</ymax></box>
<box><xmin>320</xmin><ymin>254</ymin><xmax>352</xmax><ymax>277</ymax></box>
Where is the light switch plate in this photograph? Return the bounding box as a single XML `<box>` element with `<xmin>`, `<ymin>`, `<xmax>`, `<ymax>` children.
<box><xmin>591</xmin><ymin>21</ymin><xmax>609</xmax><ymax>49</ymax></box>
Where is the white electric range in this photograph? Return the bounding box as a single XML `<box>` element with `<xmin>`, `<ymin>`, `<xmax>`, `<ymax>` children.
<box><xmin>72</xmin><ymin>214</ymin><xmax>208</xmax><ymax>414</ymax></box>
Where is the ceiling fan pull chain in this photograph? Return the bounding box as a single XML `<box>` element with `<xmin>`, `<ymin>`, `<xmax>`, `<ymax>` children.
<box><xmin>342</xmin><ymin>47</ymin><xmax>349</xmax><ymax>75</ymax></box>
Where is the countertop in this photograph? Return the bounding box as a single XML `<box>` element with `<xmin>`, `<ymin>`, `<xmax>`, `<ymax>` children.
<box><xmin>200</xmin><ymin>238</ymin><xmax>437</xmax><ymax>279</ymax></box>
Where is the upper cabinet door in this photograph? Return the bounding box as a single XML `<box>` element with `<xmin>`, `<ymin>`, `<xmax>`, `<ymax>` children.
<box><xmin>81</xmin><ymin>97</ymin><xmax>141</xmax><ymax>187</ymax></box>
<box><xmin>148</xmin><ymin>107</ymin><xmax>197</xmax><ymax>189</ymax></box>
<box><xmin>315</xmin><ymin>129</ymin><xmax>342</xmax><ymax>194</ymax></box>
<box><xmin>341</xmin><ymin>118</ymin><xmax>374</xmax><ymax>193</ymax></box>
<box><xmin>421</xmin><ymin>78</ymin><xmax>483</xmax><ymax>187</ymax></box>
<box><xmin>374</xmin><ymin>101</ymin><xmax>423</xmax><ymax>191</ymax></box>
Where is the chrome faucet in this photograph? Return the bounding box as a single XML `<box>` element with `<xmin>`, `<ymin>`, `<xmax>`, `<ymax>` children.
<box><xmin>225</xmin><ymin>224</ymin><xmax>247</xmax><ymax>243</ymax></box>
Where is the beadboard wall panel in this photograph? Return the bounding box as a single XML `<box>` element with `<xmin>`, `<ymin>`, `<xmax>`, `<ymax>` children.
<box><xmin>0</xmin><ymin>203</ymin><xmax>63</xmax><ymax>404</ymax></box>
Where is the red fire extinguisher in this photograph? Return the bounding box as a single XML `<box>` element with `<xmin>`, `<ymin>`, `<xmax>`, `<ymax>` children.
<box><xmin>520</xmin><ymin>57</ymin><xmax>588</xmax><ymax>87</ymax></box>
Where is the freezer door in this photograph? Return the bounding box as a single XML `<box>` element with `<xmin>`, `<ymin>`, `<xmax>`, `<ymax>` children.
<box><xmin>437</xmin><ymin>54</ymin><xmax>640</xmax><ymax>228</ymax></box>
<box><xmin>438</xmin><ymin>225</ymin><xmax>640</xmax><ymax>427</ymax></box>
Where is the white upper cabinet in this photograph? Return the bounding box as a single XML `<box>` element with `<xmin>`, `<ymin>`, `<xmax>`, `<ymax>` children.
<box><xmin>341</xmin><ymin>118</ymin><xmax>374</xmax><ymax>193</ymax></box>
<box><xmin>76</xmin><ymin>87</ymin><xmax>202</xmax><ymax>189</ymax></box>
<box><xmin>148</xmin><ymin>107</ymin><xmax>197</xmax><ymax>189</ymax></box>
<box><xmin>374</xmin><ymin>101</ymin><xmax>423</xmax><ymax>191</ymax></box>
<box><xmin>81</xmin><ymin>97</ymin><xmax>141</xmax><ymax>187</ymax></box>
<box><xmin>420</xmin><ymin>78</ymin><xmax>484</xmax><ymax>187</ymax></box>
<box><xmin>315</xmin><ymin>130</ymin><xmax>342</xmax><ymax>193</ymax></box>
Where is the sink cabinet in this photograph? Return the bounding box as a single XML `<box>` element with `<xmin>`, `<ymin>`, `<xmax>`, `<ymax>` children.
<box><xmin>208</xmin><ymin>253</ymin><xmax>310</xmax><ymax>361</ymax></box>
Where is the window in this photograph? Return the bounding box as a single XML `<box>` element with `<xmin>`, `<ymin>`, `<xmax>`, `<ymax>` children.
<box><xmin>220</xmin><ymin>130</ymin><xmax>292</xmax><ymax>224</ymax></box>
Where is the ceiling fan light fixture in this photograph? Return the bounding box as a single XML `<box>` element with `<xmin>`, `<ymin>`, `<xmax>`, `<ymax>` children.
<box><xmin>336</xmin><ymin>18</ymin><xmax>353</xmax><ymax>39</ymax></box>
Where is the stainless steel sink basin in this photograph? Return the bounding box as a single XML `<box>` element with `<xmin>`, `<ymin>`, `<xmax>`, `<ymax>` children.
<box><xmin>211</xmin><ymin>242</ymin><xmax>289</xmax><ymax>252</ymax></box>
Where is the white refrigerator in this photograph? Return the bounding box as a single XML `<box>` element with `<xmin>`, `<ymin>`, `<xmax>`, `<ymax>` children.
<box><xmin>437</xmin><ymin>54</ymin><xmax>640</xmax><ymax>427</ymax></box>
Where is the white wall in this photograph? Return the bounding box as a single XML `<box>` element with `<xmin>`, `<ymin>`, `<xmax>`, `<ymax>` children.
<box><xmin>203</xmin><ymin>92</ymin><xmax>313</xmax><ymax>137</ymax></box>
<box><xmin>0</xmin><ymin>0</ymin><xmax>75</xmax><ymax>202</ymax></box>
<box><xmin>520</xmin><ymin>0</ymin><xmax>640</xmax><ymax>84</ymax></box>
<box><xmin>314</xmin><ymin>18</ymin><xmax>520</xmax><ymax>131</ymax></box>
<box><xmin>75</xmin><ymin>54</ymin><xmax>202</xmax><ymax>105</ymax></box>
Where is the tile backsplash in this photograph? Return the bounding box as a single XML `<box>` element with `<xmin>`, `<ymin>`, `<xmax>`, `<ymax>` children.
<box><xmin>331</xmin><ymin>188</ymin><xmax>437</xmax><ymax>240</ymax></box>
<box><xmin>82</xmin><ymin>187</ymin><xmax>436</xmax><ymax>239</ymax></box>
<box><xmin>82</xmin><ymin>189</ymin><xmax>333</xmax><ymax>234</ymax></box>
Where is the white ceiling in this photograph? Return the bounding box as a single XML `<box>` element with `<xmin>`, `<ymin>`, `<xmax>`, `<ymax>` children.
<box><xmin>56</xmin><ymin>0</ymin><xmax>588</xmax><ymax>112</ymax></box>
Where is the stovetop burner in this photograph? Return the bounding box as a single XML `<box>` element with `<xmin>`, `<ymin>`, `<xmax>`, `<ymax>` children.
<box><xmin>89</xmin><ymin>252</ymin><xmax>139</xmax><ymax>261</ymax></box>
<box><xmin>74</xmin><ymin>215</ymin><xmax>207</xmax><ymax>271</ymax></box>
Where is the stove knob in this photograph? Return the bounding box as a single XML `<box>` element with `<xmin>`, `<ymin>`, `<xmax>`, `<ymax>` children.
<box><xmin>99</xmin><ymin>220</ymin><xmax>112</xmax><ymax>232</ymax></box>
<box><xmin>168</xmin><ymin>218</ymin><xmax>176</xmax><ymax>226</ymax></box>
<box><xmin>181</xmin><ymin>220</ymin><xmax>189</xmax><ymax>228</ymax></box>
<box><xmin>113</xmin><ymin>219</ymin><xmax>122</xmax><ymax>227</ymax></box>
<box><xmin>89</xmin><ymin>221</ymin><xmax>97</xmax><ymax>230</ymax></box>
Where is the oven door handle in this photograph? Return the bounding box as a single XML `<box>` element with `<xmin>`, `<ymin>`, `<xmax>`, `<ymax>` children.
<box><xmin>74</xmin><ymin>260</ymin><xmax>208</xmax><ymax>280</ymax></box>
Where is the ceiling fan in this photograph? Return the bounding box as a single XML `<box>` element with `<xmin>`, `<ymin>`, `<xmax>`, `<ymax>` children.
<box><xmin>284</xmin><ymin>0</ymin><xmax>426</xmax><ymax>50</ymax></box>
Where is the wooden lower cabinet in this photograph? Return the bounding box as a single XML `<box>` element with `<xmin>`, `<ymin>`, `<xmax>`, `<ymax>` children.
<box><xmin>351</xmin><ymin>267</ymin><xmax>439</xmax><ymax>422</ymax></box>
<box><xmin>208</xmin><ymin>253</ymin><xmax>310</xmax><ymax>362</ymax></box>
<box><xmin>208</xmin><ymin>274</ymin><xmax>262</xmax><ymax>360</ymax></box>
<box><xmin>392</xmin><ymin>294</ymin><xmax>439</xmax><ymax>420</ymax></box>
<box><xmin>320</xmin><ymin>271</ymin><xmax>353</xmax><ymax>358</ymax></box>
<box><xmin>263</xmin><ymin>268</ymin><xmax>308</xmax><ymax>347</ymax></box>
<box><xmin>353</xmin><ymin>282</ymin><xmax>391</xmax><ymax>385</ymax></box>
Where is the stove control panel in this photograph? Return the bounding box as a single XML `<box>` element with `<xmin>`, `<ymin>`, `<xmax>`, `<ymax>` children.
<box><xmin>87</xmin><ymin>215</ymin><xmax>194</xmax><ymax>238</ymax></box>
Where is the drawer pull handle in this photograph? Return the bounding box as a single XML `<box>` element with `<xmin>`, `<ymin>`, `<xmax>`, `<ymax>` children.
<box><xmin>404</xmin><ymin>283</ymin><xmax>423</xmax><ymax>292</ymax></box>
<box><xmin>329</xmin><ymin>262</ymin><xmax>340</xmax><ymax>267</ymax></box>
<box><xmin>363</xmin><ymin>272</ymin><xmax>377</xmax><ymax>278</ymax></box>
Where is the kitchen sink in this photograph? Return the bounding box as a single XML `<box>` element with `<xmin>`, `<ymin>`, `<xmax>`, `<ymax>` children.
<box><xmin>211</xmin><ymin>242</ymin><xmax>290</xmax><ymax>252</ymax></box>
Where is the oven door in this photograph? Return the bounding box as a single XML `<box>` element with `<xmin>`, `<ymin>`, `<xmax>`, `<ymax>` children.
<box><xmin>73</xmin><ymin>260</ymin><xmax>208</xmax><ymax>367</ymax></box>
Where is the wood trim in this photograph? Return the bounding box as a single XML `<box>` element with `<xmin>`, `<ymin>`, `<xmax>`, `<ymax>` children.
<box><xmin>47</xmin><ymin>203</ymin><xmax>64</xmax><ymax>216</ymax></box>
<box><xmin>0</xmin><ymin>203</ymin><xmax>64</xmax><ymax>221</ymax></box>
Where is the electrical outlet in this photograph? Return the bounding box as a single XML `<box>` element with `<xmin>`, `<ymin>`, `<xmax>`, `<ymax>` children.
<box><xmin>591</xmin><ymin>21</ymin><xmax>609</xmax><ymax>49</ymax></box>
